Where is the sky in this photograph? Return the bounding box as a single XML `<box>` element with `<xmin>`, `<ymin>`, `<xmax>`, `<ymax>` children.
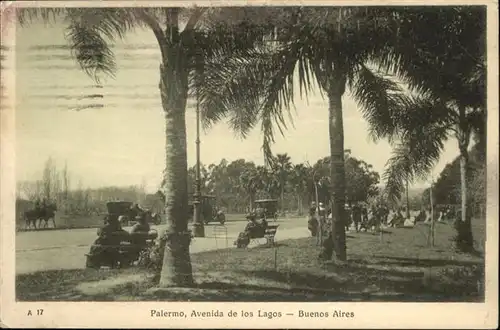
<box><xmin>13</xmin><ymin>20</ymin><xmax>461</xmax><ymax>193</ymax></box>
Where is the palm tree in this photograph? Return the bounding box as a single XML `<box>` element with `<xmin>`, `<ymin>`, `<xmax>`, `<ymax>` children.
<box><xmin>383</xmin><ymin>96</ymin><xmax>485</xmax><ymax>251</ymax></box>
<box><xmin>239</xmin><ymin>166</ymin><xmax>263</xmax><ymax>210</ymax></box>
<box><xmin>271</xmin><ymin>153</ymin><xmax>293</xmax><ymax>211</ymax></box>
<box><xmin>215</xmin><ymin>8</ymin><xmax>409</xmax><ymax>262</ymax></box>
<box><xmin>16</xmin><ymin>7</ymin><xmax>276</xmax><ymax>286</ymax></box>
<box><xmin>237</xmin><ymin>7</ymin><xmax>484</xmax><ymax>260</ymax></box>
<box><xmin>290</xmin><ymin>163</ymin><xmax>309</xmax><ymax>215</ymax></box>
<box><xmin>381</xmin><ymin>7</ymin><xmax>486</xmax><ymax>252</ymax></box>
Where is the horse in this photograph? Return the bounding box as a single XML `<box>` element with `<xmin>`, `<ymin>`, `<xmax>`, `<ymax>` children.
<box><xmin>38</xmin><ymin>203</ymin><xmax>57</xmax><ymax>228</ymax></box>
<box><xmin>24</xmin><ymin>209</ymin><xmax>42</xmax><ymax>230</ymax></box>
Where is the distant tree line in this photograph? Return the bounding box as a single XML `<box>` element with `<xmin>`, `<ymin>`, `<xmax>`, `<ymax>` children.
<box><xmin>17</xmin><ymin>151</ymin><xmax>381</xmax><ymax>217</ymax></box>
<box><xmin>182</xmin><ymin>151</ymin><xmax>381</xmax><ymax>214</ymax></box>
<box><xmin>16</xmin><ymin>157</ymin><xmax>150</xmax><ymax>217</ymax></box>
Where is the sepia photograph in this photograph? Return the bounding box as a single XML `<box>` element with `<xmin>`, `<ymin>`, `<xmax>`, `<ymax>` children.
<box><xmin>0</xmin><ymin>1</ymin><xmax>497</xmax><ymax>328</ymax></box>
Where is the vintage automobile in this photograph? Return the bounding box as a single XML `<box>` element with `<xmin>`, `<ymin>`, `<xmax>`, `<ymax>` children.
<box><xmin>104</xmin><ymin>201</ymin><xmax>133</xmax><ymax>226</ymax></box>
<box><xmin>188</xmin><ymin>195</ymin><xmax>226</xmax><ymax>225</ymax></box>
<box><xmin>104</xmin><ymin>201</ymin><xmax>161</xmax><ymax>227</ymax></box>
<box><xmin>254</xmin><ymin>199</ymin><xmax>279</xmax><ymax>222</ymax></box>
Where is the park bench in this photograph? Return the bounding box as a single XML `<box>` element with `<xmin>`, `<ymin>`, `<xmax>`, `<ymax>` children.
<box><xmin>236</xmin><ymin>224</ymin><xmax>280</xmax><ymax>249</ymax></box>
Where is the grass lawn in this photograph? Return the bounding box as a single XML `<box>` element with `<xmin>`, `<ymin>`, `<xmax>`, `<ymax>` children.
<box><xmin>16</xmin><ymin>219</ymin><xmax>485</xmax><ymax>302</ymax></box>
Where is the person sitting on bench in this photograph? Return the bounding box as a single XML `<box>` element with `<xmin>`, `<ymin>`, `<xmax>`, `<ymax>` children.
<box><xmin>88</xmin><ymin>216</ymin><xmax>130</xmax><ymax>267</ymax></box>
<box><xmin>129</xmin><ymin>213</ymin><xmax>151</xmax><ymax>255</ymax></box>
<box><xmin>234</xmin><ymin>211</ymin><xmax>268</xmax><ymax>248</ymax></box>
<box><xmin>245</xmin><ymin>212</ymin><xmax>267</xmax><ymax>238</ymax></box>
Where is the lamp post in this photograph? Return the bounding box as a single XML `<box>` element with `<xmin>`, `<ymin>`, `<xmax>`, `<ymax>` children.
<box><xmin>405</xmin><ymin>178</ymin><xmax>410</xmax><ymax>219</ymax></box>
<box><xmin>193</xmin><ymin>56</ymin><xmax>205</xmax><ymax>238</ymax></box>
<box><xmin>430</xmin><ymin>174</ymin><xmax>435</xmax><ymax>247</ymax></box>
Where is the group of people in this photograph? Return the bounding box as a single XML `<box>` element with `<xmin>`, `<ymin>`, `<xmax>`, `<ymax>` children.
<box><xmin>307</xmin><ymin>201</ymin><xmax>413</xmax><ymax>236</ymax></box>
<box><xmin>347</xmin><ymin>204</ymin><xmax>415</xmax><ymax>231</ymax></box>
<box><xmin>86</xmin><ymin>203</ymin><xmax>157</xmax><ymax>268</ymax></box>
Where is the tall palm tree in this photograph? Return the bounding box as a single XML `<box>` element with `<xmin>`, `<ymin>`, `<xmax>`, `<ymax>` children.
<box><xmin>272</xmin><ymin>153</ymin><xmax>293</xmax><ymax>210</ymax></box>
<box><xmin>200</xmin><ymin>7</ymin><xmax>408</xmax><ymax>262</ymax></box>
<box><xmin>290</xmin><ymin>163</ymin><xmax>309</xmax><ymax>215</ymax></box>
<box><xmin>16</xmin><ymin>6</ymin><xmax>276</xmax><ymax>286</ymax></box>
<box><xmin>380</xmin><ymin>7</ymin><xmax>486</xmax><ymax>252</ymax></box>
<box><xmin>243</xmin><ymin>6</ymin><xmax>485</xmax><ymax>260</ymax></box>
<box><xmin>383</xmin><ymin>96</ymin><xmax>485</xmax><ymax>251</ymax></box>
<box><xmin>239</xmin><ymin>166</ymin><xmax>262</xmax><ymax>210</ymax></box>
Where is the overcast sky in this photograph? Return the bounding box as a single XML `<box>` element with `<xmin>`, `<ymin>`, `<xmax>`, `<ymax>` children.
<box><xmin>14</xmin><ymin>20</ymin><xmax>460</xmax><ymax>193</ymax></box>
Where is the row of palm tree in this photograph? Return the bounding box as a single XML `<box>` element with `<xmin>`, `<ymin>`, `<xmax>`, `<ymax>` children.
<box><xmin>187</xmin><ymin>151</ymin><xmax>379</xmax><ymax>214</ymax></box>
<box><xmin>15</xmin><ymin>6</ymin><xmax>486</xmax><ymax>286</ymax></box>
<box><xmin>184</xmin><ymin>150</ymin><xmax>379</xmax><ymax>214</ymax></box>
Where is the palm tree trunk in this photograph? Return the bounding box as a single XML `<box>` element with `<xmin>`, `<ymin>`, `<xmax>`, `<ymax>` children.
<box><xmin>314</xmin><ymin>181</ymin><xmax>323</xmax><ymax>246</ymax></box>
<box><xmin>455</xmin><ymin>108</ymin><xmax>474</xmax><ymax>253</ymax></box>
<box><xmin>321</xmin><ymin>70</ymin><xmax>347</xmax><ymax>262</ymax></box>
<box><xmin>456</xmin><ymin>148</ymin><xmax>474</xmax><ymax>251</ymax></box>
<box><xmin>157</xmin><ymin>45</ymin><xmax>194</xmax><ymax>287</ymax></box>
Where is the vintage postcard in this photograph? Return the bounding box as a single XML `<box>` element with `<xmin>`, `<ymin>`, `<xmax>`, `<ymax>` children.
<box><xmin>1</xmin><ymin>0</ymin><xmax>498</xmax><ymax>328</ymax></box>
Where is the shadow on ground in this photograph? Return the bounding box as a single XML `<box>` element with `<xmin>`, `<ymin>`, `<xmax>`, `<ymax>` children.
<box><xmin>17</xmin><ymin>239</ymin><xmax>484</xmax><ymax>302</ymax></box>
<box><xmin>17</xmin><ymin>220</ymin><xmax>486</xmax><ymax>302</ymax></box>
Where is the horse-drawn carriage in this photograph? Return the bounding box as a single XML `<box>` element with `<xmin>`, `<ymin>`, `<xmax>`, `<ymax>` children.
<box><xmin>188</xmin><ymin>195</ymin><xmax>226</xmax><ymax>225</ymax></box>
<box><xmin>254</xmin><ymin>199</ymin><xmax>279</xmax><ymax>222</ymax></box>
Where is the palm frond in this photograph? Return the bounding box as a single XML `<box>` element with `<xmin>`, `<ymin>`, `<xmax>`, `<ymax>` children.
<box><xmin>65</xmin><ymin>22</ymin><xmax>117</xmax><ymax>83</ymax></box>
<box><xmin>256</xmin><ymin>42</ymin><xmax>318</xmax><ymax>164</ymax></box>
<box><xmin>383</xmin><ymin>144</ymin><xmax>414</xmax><ymax>203</ymax></box>
<box><xmin>374</xmin><ymin>6</ymin><xmax>486</xmax><ymax>108</ymax></box>
<box><xmin>382</xmin><ymin>92</ymin><xmax>456</xmax><ymax>203</ymax></box>
<box><xmin>69</xmin><ymin>8</ymin><xmax>138</xmax><ymax>40</ymax></box>
<box><xmin>394</xmin><ymin>96</ymin><xmax>454</xmax><ymax>134</ymax></box>
<box><xmin>16</xmin><ymin>8</ymin><xmax>65</xmax><ymax>26</ymax></box>
<box><xmin>349</xmin><ymin>64</ymin><xmax>409</xmax><ymax>143</ymax></box>
<box><xmin>383</xmin><ymin>117</ymin><xmax>450</xmax><ymax>202</ymax></box>
<box><xmin>19</xmin><ymin>8</ymin><xmax>147</xmax><ymax>83</ymax></box>
<box><xmin>191</xmin><ymin>47</ymin><xmax>271</xmax><ymax>137</ymax></box>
